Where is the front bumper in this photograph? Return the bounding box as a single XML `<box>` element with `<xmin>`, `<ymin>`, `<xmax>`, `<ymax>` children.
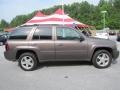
<box><xmin>113</xmin><ymin>50</ymin><xmax>119</xmax><ymax>60</ymax></box>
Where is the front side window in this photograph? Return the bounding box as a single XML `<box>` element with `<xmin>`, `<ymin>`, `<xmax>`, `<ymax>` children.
<box><xmin>9</xmin><ymin>27</ymin><xmax>32</xmax><ymax>40</ymax></box>
<box><xmin>33</xmin><ymin>27</ymin><xmax>52</xmax><ymax>40</ymax></box>
<box><xmin>56</xmin><ymin>27</ymin><xmax>80</xmax><ymax>40</ymax></box>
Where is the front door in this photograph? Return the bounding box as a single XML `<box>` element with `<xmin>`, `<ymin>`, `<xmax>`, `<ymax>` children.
<box><xmin>55</xmin><ymin>27</ymin><xmax>88</xmax><ymax>61</ymax></box>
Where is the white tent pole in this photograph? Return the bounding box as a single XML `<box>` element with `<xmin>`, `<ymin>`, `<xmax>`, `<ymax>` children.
<box><xmin>62</xmin><ymin>0</ymin><xmax>64</xmax><ymax>25</ymax></box>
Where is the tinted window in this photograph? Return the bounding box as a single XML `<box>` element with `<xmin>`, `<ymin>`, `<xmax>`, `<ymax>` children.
<box><xmin>33</xmin><ymin>27</ymin><xmax>52</xmax><ymax>40</ymax></box>
<box><xmin>56</xmin><ymin>27</ymin><xmax>80</xmax><ymax>40</ymax></box>
<box><xmin>9</xmin><ymin>27</ymin><xmax>31</xmax><ymax>40</ymax></box>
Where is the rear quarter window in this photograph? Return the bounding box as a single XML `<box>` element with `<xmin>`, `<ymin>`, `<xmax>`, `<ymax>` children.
<box><xmin>9</xmin><ymin>27</ymin><xmax>32</xmax><ymax>40</ymax></box>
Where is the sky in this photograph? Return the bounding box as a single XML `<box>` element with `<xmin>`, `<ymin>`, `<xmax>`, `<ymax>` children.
<box><xmin>0</xmin><ymin>0</ymin><xmax>100</xmax><ymax>22</ymax></box>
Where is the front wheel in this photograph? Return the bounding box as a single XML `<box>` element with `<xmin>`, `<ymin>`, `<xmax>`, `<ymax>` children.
<box><xmin>92</xmin><ymin>50</ymin><xmax>112</xmax><ymax>69</ymax></box>
<box><xmin>18</xmin><ymin>53</ymin><xmax>38</xmax><ymax>71</ymax></box>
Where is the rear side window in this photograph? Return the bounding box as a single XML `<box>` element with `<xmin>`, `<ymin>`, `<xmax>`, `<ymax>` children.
<box><xmin>9</xmin><ymin>27</ymin><xmax>32</xmax><ymax>40</ymax></box>
<box><xmin>33</xmin><ymin>27</ymin><xmax>52</xmax><ymax>40</ymax></box>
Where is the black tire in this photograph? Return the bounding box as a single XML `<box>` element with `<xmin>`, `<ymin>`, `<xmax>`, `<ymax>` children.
<box><xmin>18</xmin><ymin>52</ymin><xmax>38</xmax><ymax>71</ymax></box>
<box><xmin>92</xmin><ymin>50</ymin><xmax>112</xmax><ymax>69</ymax></box>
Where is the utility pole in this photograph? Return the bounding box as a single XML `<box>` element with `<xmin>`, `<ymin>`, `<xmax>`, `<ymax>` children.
<box><xmin>101</xmin><ymin>10</ymin><xmax>107</xmax><ymax>29</ymax></box>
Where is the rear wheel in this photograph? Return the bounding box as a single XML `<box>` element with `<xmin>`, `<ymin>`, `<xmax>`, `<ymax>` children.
<box><xmin>18</xmin><ymin>53</ymin><xmax>38</xmax><ymax>71</ymax></box>
<box><xmin>92</xmin><ymin>50</ymin><xmax>112</xmax><ymax>69</ymax></box>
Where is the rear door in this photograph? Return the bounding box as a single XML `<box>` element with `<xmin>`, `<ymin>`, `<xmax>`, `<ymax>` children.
<box><xmin>31</xmin><ymin>26</ymin><xmax>55</xmax><ymax>60</ymax></box>
<box><xmin>55</xmin><ymin>27</ymin><xmax>88</xmax><ymax>61</ymax></box>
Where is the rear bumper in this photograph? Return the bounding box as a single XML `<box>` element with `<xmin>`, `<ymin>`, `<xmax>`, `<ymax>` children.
<box><xmin>4</xmin><ymin>51</ymin><xmax>16</xmax><ymax>61</ymax></box>
<box><xmin>113</xmin><ymin>50</ymin><xmax>119</xmax><ymax>60</ymax></box>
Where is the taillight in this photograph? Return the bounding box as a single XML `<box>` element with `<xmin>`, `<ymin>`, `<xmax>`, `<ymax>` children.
<box><xmin>5</xmin><ymin>43</ymin><xmax>9</xmax><ymax>51</ymax></box>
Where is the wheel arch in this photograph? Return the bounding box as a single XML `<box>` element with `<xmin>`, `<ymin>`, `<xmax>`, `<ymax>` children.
<box><xmin>16</xmin><ymin>49</ymin><xmax>39</xmax><ymax>62</ymax></box>
<box><xmin>91</xmin><ymin>47</ymin><xmax>113</xmax><ymax>61</ymax></box>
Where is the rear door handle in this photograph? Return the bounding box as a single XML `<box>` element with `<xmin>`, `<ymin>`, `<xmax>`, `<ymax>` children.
<box><xmin>57</xmin><ymin>44</ymin><xmax>63</xmax><ymax>46</ymax></box>
<box><xmin>32</xmin><ymin>43</ymin><xmax>37</xmax><ymax>46</ymax></box>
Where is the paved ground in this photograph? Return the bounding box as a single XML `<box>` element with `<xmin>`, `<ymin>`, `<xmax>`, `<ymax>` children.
<box><xmin>0</xmin><ymin>36</ymin><xmax>120</xmax><ymax>90</ymax></box>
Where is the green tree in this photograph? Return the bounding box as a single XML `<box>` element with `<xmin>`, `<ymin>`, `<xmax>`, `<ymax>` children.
<box><xmin>0</xmin><ymin>19</ymin><xmax>9</xmax><ymax>28</ymax></box>
<box><xmin>10</xmin><ymin>15</ymin><xmax>28</xmax><ymax>27</ymax></box>
<box><xmin>114</xmin><ymin>0</ymin><xmax>120</xmax><ymax>9</ymax></box>
<box><xmin>107</xmin><ymin>0</ymin><xmax>120</xmax><ymax>29</ymax></box>
<box><xmin>10</xmin><ymin>12</ymin><xmax>35</xmax><ymax>27</ymax></box>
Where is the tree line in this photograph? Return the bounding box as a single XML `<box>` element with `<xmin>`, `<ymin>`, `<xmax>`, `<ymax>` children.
<box><xmin>0</xmin><ymin>0</ymin><xmax>120</xmax><ymax>30</ymax></box>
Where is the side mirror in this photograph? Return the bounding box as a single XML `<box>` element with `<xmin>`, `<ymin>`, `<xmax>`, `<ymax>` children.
<box><xmin>80</xmin><ymin>36</ymin><xmax>85</xmax><ymax>42</ymax></box>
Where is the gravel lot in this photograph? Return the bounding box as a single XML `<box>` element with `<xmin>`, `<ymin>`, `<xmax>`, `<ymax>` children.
<box><xmin>0</xmin><ymin>36</ymin><xmax>120</xmax><ymax>90</ymax></box>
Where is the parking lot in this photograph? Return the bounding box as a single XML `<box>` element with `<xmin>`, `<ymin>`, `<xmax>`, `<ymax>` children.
<box><xmin>0</xmin><ymin>36</ymin><xmax>120</xmax><ymax>90</ymax></box>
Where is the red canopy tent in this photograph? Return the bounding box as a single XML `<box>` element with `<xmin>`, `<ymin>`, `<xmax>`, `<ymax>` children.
<box><xmin>24</xmin><ymin>9</ymin><xmax>89</xmax><ymax>28</ymax></box>
<box><xmin>25</xmin><ymin>11</ymin><xmax>46</xmax><ymax>24</ymax></box>
<box><xmin>34</xmin><ymin>11</ymin><xmax>46</xmax><ymax>17</ymax></box>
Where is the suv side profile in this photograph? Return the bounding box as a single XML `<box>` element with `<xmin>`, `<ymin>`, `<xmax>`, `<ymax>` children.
<box><xmin>4</xmin><ymin>25</ymin><xmax>119</xmax><ymax>71</ymax></box>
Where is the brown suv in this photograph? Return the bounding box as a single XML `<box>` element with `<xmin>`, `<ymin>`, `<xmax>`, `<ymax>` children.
<box><xmin>4</xmin><ymin>25</ymin><xmax>119</xmax><ymax>71</ymax></box>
